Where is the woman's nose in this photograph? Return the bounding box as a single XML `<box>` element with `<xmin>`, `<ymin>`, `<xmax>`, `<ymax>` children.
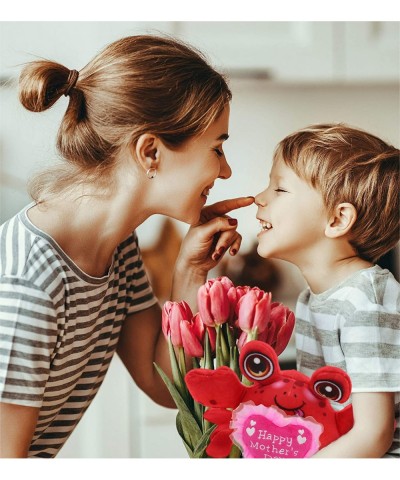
<box><xmin>219</xmin><ymin>155</ymin><xmax>232</xmax><ymax>180</ymax></box>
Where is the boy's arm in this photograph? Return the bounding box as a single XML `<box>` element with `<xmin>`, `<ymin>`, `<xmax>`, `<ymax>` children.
<box><xmin>313</xmin><ymin>391</ymin><xmax>395</xmax><ymax>458</ymax></box>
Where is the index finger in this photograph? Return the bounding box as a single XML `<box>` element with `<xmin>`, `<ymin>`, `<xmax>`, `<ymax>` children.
<box><xmin>203</xmin><ymin>196</ymin><xmax>254</xmax><ymax>217</ymax></box>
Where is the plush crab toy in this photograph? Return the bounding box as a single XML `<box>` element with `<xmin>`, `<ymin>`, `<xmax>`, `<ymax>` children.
<box><xmin>185</xmin><ymin>340</ymin><xmax>354</xmax><ymax>458</ymax></box>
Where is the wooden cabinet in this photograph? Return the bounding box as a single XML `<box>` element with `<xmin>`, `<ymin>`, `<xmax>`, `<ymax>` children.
<box><xmin>1</xmin><ymin>21</ymin><xmax>398</xmax><ymax>83</ymax></box>
<box><xmin>173</xmin><ymin>21</ymin><xmax>399</xmax><ymax>83</ymax></box>
<box><xmin>175</xmin><ymin>22</ymin><xmax>335</xmax><ymax>82</ymax></box>
<box><xmin>341</xmin><ymin>21</ymin><xmax>399</xmax><ymax>82</ymax></box>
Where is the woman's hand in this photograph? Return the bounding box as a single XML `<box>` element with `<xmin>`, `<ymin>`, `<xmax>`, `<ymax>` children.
<box><xmin>172</xmin><ymin>196</ymin><xmax>254</xmax><ymax>307</ymax></box>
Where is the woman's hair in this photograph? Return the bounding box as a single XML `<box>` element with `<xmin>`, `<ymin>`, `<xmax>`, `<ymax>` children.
<box><xmin>18</xmin><ymin>34</ymin><xmax>232</xmax><ymax>200</ymax></box>
<box><xmin>274</xmin><ymin>123</ymin><xmax>399</xmax><ymax>263</ymax></box>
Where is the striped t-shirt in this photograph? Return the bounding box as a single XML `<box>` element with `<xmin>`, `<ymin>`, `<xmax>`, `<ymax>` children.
<box><xmin>295</xmin><ymin>265</ymin><xmax>400</xmax><ymax>457</ymax></box>
<box><xmin>0</xmin><ymin>204</ymin><xmax>157</xmax><ymax>457</ymax></box>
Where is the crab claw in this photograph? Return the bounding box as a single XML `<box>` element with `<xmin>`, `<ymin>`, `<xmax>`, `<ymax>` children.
<box><xmin>185</xmin><ymin>367</ymin><xmax>245</xmax><ymax>408</ymax></box>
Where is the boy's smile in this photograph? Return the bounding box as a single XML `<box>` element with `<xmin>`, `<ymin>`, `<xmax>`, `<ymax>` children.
<box><xmin>259</xmin><ymin>220</ymin><xmax>273</xmax><ymax>233</ymax></box>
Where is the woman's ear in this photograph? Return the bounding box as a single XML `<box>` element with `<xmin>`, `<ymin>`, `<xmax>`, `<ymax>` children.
<box><xmin>325</xmin><ymin>203</ymin><xmax>357</xmax><ymax>239</ymax></box>
<box><xmin>134</xmin><ymin>134</ymin><xmax>160</xmax><ymax>172</ymax></box>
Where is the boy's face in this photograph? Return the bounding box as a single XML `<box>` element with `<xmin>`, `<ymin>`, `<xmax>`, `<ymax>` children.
<box><xmin>255</xmin><ymin>158</ymin><xmax>328</xmax><ymax>264</ymax></box>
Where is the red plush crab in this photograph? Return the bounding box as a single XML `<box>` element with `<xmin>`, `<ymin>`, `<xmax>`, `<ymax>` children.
<box><xmin>185</xmin><ymin>340</ymin><xmax>354</xmax><ymax>457</ymax></box>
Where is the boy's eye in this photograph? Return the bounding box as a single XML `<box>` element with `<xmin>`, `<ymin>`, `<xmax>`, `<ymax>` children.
<box><xmin>214</xmin><ymin>148</ymin><xmax>224</xmax><ymax>157</ymax></box>
<box><xmin>275</xmin><ymin>188</ymin><xmax>287</xmax><ymax>193</ymax></box>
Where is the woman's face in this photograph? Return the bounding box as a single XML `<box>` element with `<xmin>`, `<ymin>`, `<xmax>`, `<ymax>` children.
<box><xmin>156</xmin><ymin>104</ymin><xmax>232</xmax><ymax>224</ymax></box>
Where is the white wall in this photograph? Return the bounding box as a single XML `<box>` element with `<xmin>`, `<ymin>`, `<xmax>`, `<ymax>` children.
<box><xmin>0</xmin><ymin>22</ymin><xmax>399</xmax><ymax>458</ymax></box>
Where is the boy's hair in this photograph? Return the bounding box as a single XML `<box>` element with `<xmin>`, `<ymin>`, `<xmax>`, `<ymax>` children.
<box><xmin>274</xmin><ymin>123</ymin><xmax>399</xmax><ymax>263</ymax></box>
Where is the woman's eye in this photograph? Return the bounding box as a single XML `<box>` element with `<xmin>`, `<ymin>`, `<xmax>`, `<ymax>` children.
<box><xmin>214</xmin><ymin>148</ymin><xmax>223</xmax><ymax>157</ymax></box>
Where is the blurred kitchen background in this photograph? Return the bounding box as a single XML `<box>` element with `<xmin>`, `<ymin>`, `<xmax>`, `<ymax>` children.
<box><xmin>0</xmin><ymin>21</ymin><xmax>399</xmax><ymax>458</ymax></box>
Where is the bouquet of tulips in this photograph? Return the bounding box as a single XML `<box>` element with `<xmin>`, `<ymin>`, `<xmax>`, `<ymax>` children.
<box><xmin>155</xmin><ymin>276</ymin><xmax>295</xmax><ymax>458</ymax></box>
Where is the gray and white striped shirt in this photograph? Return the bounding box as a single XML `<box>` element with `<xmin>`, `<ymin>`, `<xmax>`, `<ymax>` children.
<box><xmin>295</xmin><ymin>265</ymin><xmax>400</xmax><ymax>457</ymax></box>
<box><xmin>0</xmin><ymin>204</ymin><xmax>157</xmax><ymax>457</ymax></box>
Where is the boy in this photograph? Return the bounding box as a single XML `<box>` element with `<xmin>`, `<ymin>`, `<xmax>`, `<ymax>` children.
<box><xmin>254</xmin><ymin>123</ymin><xmax>399</xmax><ymax>457</ymax></box>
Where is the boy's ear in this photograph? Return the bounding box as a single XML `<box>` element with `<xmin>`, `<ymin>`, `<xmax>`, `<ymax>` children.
<box><xmin>134</xmin><ymin>133</ymin><xmax>160</xmax><ymax>172</ymax></box>
<box><xmin>325</xmin><ymin>203</ymin><xmax>357</xmax><ymax>239</ymax></box>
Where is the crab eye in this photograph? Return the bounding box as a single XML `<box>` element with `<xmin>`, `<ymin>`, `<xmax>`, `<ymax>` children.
<box><xmin>314</xmin><ymin>380</ymin><xmax>343</xmax><ymax>402</ymax></box>
<box><xmin>243</xmin><ymin>352</ymin><xmax>274</xmax><ymax>381</ymax></box>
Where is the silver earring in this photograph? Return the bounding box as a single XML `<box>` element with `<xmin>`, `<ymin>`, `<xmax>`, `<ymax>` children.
<box><xmin>146</xmin><ymin>167</ymin><xmax>157</xmax><ymax>179</ymax></box>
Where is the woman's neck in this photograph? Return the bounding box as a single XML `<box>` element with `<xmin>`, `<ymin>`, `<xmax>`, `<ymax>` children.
<box><xmin>28</xmin><ymin>182</ymin><xmax>150</xmax><ymax>278</ymax></box>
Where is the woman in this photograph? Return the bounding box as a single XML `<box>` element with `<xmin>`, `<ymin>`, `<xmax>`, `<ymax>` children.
<box><xmin>0</xmin><ymin>35</ymin><xmax>253</xmax><ymax>457</ymax></box>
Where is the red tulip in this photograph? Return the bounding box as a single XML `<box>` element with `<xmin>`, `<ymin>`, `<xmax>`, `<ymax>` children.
<box><xmin>197</xmin><ymin>277</ymin><xmax>234</xmax><ymax>327</ymax></box>
<box><xmin>236</xmin><ymin>287</ymin><xmax>272</xmax><ymax>335</ymax></box>
<box><xmin>162</xmin><ymin>300</ymin><xmax>193</xmax><ymax>347</ymax></box>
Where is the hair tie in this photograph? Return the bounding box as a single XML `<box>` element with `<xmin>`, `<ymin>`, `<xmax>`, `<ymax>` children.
<box><xmin>64</xmin><ymin>69</ymin><xmax>79</xmax><ymax>97</ymax></box>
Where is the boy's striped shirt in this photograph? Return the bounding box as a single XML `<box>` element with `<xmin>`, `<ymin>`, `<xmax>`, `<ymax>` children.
<box><xmin>295</xmin><ymin>265</ymin><xmax>400</xmax><ymax>457</ymax></box>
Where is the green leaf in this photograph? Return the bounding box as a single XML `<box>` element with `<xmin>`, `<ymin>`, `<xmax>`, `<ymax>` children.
<box><xmin>167</xmin><ymin>338</ymin><xmax>190</xmax><ymax>404</ymax></box>
<box><xmin>176</xmin><ymin>411</ymin><xmax>194</xmax><ymax>457</ymax></box>
<box><xmin>228</xmin><ymin>444</ymin><xmax>242</xmax><ymax>458</ymax></box>
<box><xmin>192</xmin><ymin>424</ymin><xmax>217</xmax><ymax>458</ymax></box>
<box><xmin>154</xmin><ymin>363</ymin><xmax>203</xmax><ymax>449</ymax></box>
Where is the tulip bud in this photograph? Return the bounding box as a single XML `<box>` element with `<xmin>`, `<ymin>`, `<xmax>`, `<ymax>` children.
<box><xmin>236</xmin><ymin>288</ymin><xmax>271</xmax><ymax>335</ymax></box>
<box><xmin>197</xmin><ymin>277</ymin><xmax>233</xmax><ymax>327</ymax></box>
<box><xmin>257</xmin><ymin>302</ymin><xmax>295</xmax><ymax>355</ymax></box>
<box><xmin>162</xmin><ymin>300</ymin><xmax>193</xmax><ymax>348</ymax></box>
<box><xmin>181</xmin><ymin>313</ymin><xmax>205</xmax><ymax>358</ymax></box>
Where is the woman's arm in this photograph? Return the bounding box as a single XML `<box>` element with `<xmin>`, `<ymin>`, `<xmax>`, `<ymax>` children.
<box><xmin>117</xmin><ymin>304</ymin><xmax>174</xmax><ymax>407</ymax></box>
<box><xmin>313</xmin><ymin>391</ymin><xmax>395</xmax><ymax>458</ymax></box>
<box><xmin>0</xmin><ymin>402</ymin><xmax>39</xmax><ymax>457</ymax></box>
<box><xmin>117</xmin><ymin>196</ymin><xmax>254</xmax><ymax>406</ymax></box>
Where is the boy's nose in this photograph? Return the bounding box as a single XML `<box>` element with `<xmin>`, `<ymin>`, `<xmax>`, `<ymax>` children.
<box><xmin>255</xmin><ymin>190</ymin><xmax>268</xmax><ymax>207</ymax></box>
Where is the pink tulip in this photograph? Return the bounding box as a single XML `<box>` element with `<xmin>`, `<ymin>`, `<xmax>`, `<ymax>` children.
<box><xmin>162</xmin><ymin>300</ymin><xmax>193</xmax><ymax>347</ymax></box>
<box><xmin>180</xmin><ymin>313</ymin><xmax>205</xmax><ymax>357</ymax></box>
<box><xmin>236</xmin><ymin>287</ymin><xmax>272</xmax><ymax>335</ymax></box>
<box><xmin>197</xmin><ymin>277</ymin><xmax>234</xmax><ymax>327</ymax></box>
<box><xmin>256</xmin><ymin>302</ymin><xmax>295</xmax><ymax>355</ymax></box>
<box><xmin>237</xmin><ymin>301</ymin><xmax>295</xmax><ymax>356</ymax></box>
<box><xmin>237</xmin><ymin>330</ymin><xmax>248</xmax><ymax>350</ymax></box>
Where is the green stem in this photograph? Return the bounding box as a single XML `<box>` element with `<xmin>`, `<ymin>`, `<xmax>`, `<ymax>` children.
<box><xmin>178</xmin><ymin>347</ymin><xmax>187</xmax><ymax>379</ymax></box>
<box><xmin>230</xmin><ymin>345</ymin><xmax>241</xmax><ymax>378</ymax></box>
<box><xmin>216</xmin><ymin>325</ymin><xmax>223</xmax><ymax>368</ymax></box>
<box><xmin>204</xmin><ymin>329</ymin><xmax>214</xmax><ymax>370</ymax></box>
<box><xmin>247</xmin><ymin>327</ymin><xmax>258</xmax><ymax>342</ymax></box>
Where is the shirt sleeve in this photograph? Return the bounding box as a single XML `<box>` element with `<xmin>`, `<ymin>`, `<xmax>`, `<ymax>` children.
<box><xmin>339</xmin><ymin>283</ymin><xmax>400</xmax><ymax>393</ymax></box>
<box><xmin>0</xmin><ymin>277</ymin><xmax>58</xmax><ymax>407</ymax></box>
<box><xmin>124</xmin><ymin>233</ymin><xmax>158</xmax><ymax>315</ymax></box>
